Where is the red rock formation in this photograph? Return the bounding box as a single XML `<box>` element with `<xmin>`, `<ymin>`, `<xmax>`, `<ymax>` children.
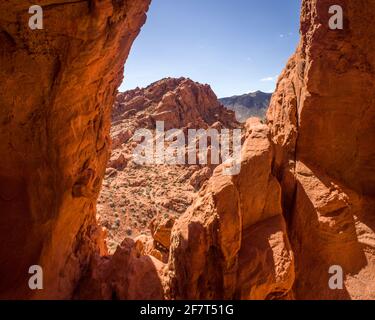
<box><xmin>167</xmin><ymin>118</ymin><xmax>295</xmax><ymax>299</ymax></box>
<box><xmin>78</xmin><ymin>78</ymin><xmax>241</xmax><ymax>299</ymax></box>
<box><xmin>163</xmin><ymin>0</ymin><xmax>375</xmax><ymax>300</ymax></box>
<box><xmin>150</xmin><ymin>213</ymin><xmax>176</xmax><ymax>250</ymax></box>
<box><xmin>74</xmin><ymin>238</ymin><xmax>165</xmax><ymax>300</ymax></box>
<box><xmin>97</xmin><ymin>77</ymin><xmax>239</xmax><ymax>253</ymax></box>
<box><xmin>0</xmin><ymin>0</ymin><xmax>150</xmax><ymax>299</ymax></box>
<box><xmin>267</xmin><ymin>0</ymin><xmax>375</xmax><ymax>299</ymax></box>
<box><xmin>112</xmin><ymin>77</ymin><xmax>237</xmax><ymax>129</ymax></box>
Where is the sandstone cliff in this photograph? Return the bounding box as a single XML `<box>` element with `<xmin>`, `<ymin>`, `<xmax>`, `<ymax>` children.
<box><xmin>0</xmin><ymin>0</ymin><xmax>150</xmax><ymax>299</ymax></box>
<box><xmin>267</xmin><ymin>0</ymin><xmax>375</xmax><ymax>299</ymax></box>
<box><xmin>165</xmin><ymin>0</ymin><xmax>375</xmax><ymax>300</ymax></box>
<box><xmin>167</xmin><ymin>117</ymin><xmax>295</xmax><ymax>299</ymax></box>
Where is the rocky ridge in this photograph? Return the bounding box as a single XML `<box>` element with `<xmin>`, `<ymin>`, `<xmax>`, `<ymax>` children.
<box><xmin>220</xmin><ymin>91</ymin><xmax>272</xmax><ymax>122</ymax></box>
<box><xmin>97</xmin><ymin>77</ymin><xmax>240</xmax><ymax>254</ymax></box>
<box><xmin>165</xmin><ymin>0</ymin><xmax>375</xmax><ymax>300</ymax></box>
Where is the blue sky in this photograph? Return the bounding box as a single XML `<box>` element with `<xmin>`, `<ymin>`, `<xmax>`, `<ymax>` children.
<box><xmin>119</xmin><ymin>0</ymin><xmax>301</xmax><ymax>98</ymax></box>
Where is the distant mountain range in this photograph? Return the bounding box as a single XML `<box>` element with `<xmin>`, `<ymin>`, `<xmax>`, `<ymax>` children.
<box><xmin>219</xmin><ymin>91</ymin><xmax>272</xmax><ymax>122</ymax></box>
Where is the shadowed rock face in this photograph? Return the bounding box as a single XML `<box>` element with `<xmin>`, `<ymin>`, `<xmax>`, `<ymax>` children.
<box><xmin>267</xmin><ymin>0</ymin><xmax>375</xmax><ymax>299</ymax></box>
<box><xmin>113</xmin><ymin>77</ymin><xmax>238</xmax><ymax>129</ymax></box>
<box><xmin>0</xmin><ymin>0</ymin><xmax>150</xmax><ymax>299</ymax></box>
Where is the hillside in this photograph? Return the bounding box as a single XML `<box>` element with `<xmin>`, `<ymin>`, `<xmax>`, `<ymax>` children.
<box><xmin>220</xmin><ymin>91</ymin><xmax>272</xmax><ymax>122</ymax></box>
<box><xmin>97</xmin><ymin>77</ymin><xmax>240</xmax><ymax>254</ymax></box>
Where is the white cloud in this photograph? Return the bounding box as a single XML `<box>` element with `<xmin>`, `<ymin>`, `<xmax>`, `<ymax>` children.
<box><xmin>260</xmin><ymin>76</ymin><xmax>277</xmax><ymax>82</ymax></box>
<box><xmin>280</xmin><ymin>32</ymin><xmax>293</xmax><ymax>39</ymax></box>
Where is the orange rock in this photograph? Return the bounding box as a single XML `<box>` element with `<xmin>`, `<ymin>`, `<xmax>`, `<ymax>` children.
<box><xmin>97</xmin><ymin>77</ymin><xmax>240</xmax><ymax>248</ymax></box>
<box><xmin>149</xmin><ymin>214</ymin><xmax>176</xmax><ymax>250</ymax></box>
<box><xmin>167</xmin><ymin>119</ymin><xmax>295</xmax><ymax>300</ymax></box>
<box><xmin>0</xmin><ymin>0</ymin><xmax>150</xmax><ymax>299</ymax></box>
<box><xmin>75</xmin><ymin>238</ymin><xmax>165</xmax><ymax>300</ymax></box>
<box><xmin>267</xmin><ymin>0</ymin><xmax>375</xmax><ymax>300</ymax></box>
<box><xmin>189</xmin><ymin>167</ymin><xmax>212</xmax><ymax>190</ymax></box>
<box><xmin>113</xmin><ymin>77</ymin><xmax>238</xmax><ymax>130</ymax></box>
<box><xmin>2</xmin><ymin>0</ymin><xmax>375</xmax><ymax>301</ymax></box>
<box><xmin>108</xmin><ymin>152</ymin><xmax>128</xmax><ymax>170</ymax></box>
<box><xmin>134</xmin><ymin>235</ymin><xmax>169</xmax><ymax>263</ymax></box>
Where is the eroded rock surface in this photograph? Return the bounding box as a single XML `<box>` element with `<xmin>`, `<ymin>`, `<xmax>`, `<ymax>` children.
<box><xmin>0</xmin><ymin>0</ymin><xmax>150</xmax><ymax>299</ymax></box>
<box><xmin>267</xmin><ymin>0</ymin><xmax>375</xmax><ymax>299</ymax></box>
<box><xmin>161</xmin><ymin>0</ymin><xmax>375</xmax><ymax>300</ymax></box>
<box><xmin>167</xmin><ymin>118</ymin><xmax>295</xmax><ymax>299</ymax></box>
<box><xmin>96</xmin><ymin>77</ymin><xmax>239</xmax><ymax>253</ymax></box>
<box><xmin>74</xmin><ymin>238</ymin><xmax>165</xmax><ymax>300</ymax></box>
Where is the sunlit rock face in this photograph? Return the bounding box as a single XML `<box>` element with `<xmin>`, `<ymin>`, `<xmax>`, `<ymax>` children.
<box><xmin>0</xmin><ymin>0</ymin><xmax>150</xmax><ymax>299</ymax></box>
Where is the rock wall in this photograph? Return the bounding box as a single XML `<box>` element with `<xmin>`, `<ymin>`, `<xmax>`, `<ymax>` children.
<box><xmin>97</xmin><ymin>77</ymin><xmax>239</xmax><ymax>253</ymax></box>
<box><xmin>166</xmin><ymin>0</ymin><xmax>375</xmax><ymax>300</ymax></box>
<box><xmin>267</xmin><ymin>0</ymin><xmax>375</xmax><ymax>299</ymax></box>
<box><xmin>0</xmin><ymin>0</ymin><xmax>150</xmax><ymax>299</ymax></box>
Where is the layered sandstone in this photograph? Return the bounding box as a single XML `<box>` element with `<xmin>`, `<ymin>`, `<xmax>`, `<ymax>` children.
<box><xmin>0</xmin><ymin>0</ymin><xmax>150</xmax><ymax>299</ymax></box>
